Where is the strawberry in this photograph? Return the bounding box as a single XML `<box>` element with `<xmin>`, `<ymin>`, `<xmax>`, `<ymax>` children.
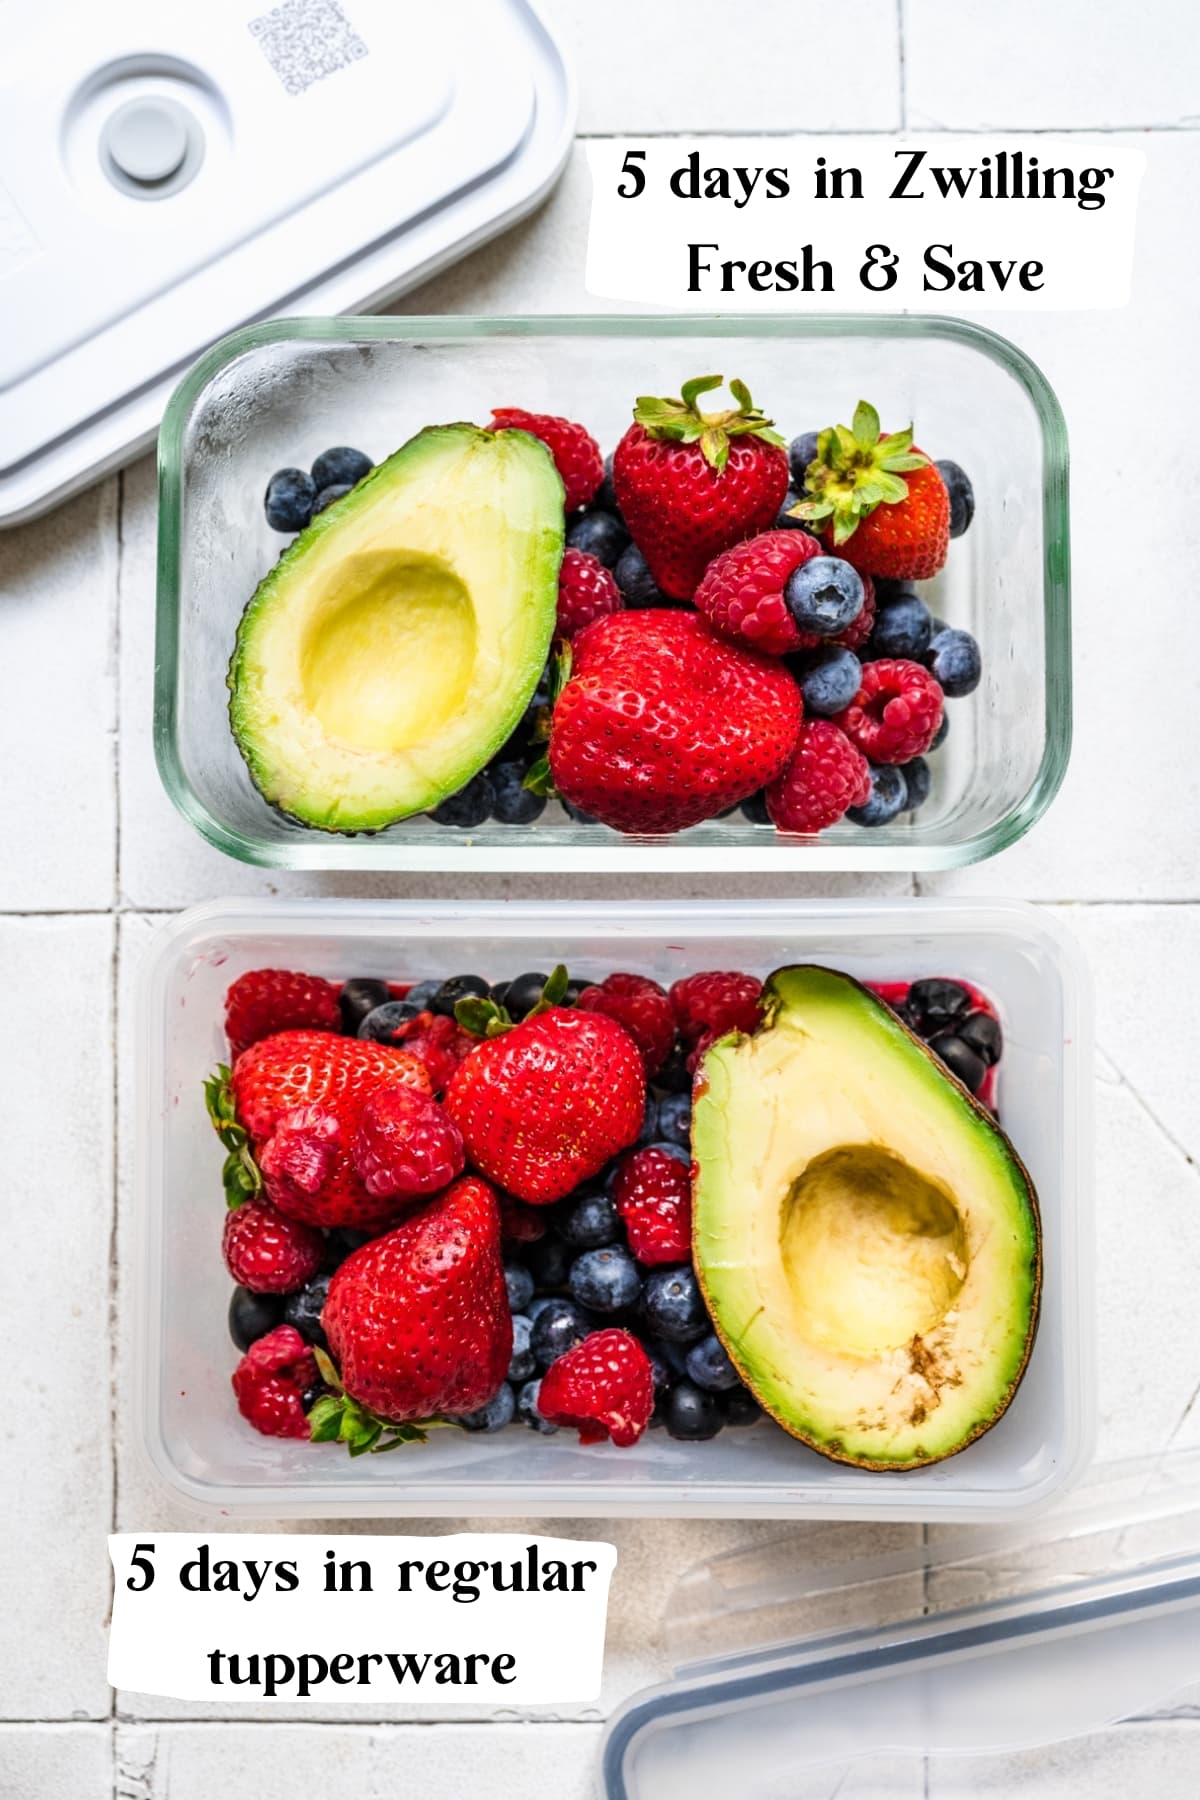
<box><xmin>445</xmin><ymin>1007</ymin><xmax>645</xmax><ymax>1204</ymax></box>
<box><xmin>613</xmin><ymin>1147</ymin><xmax>692</xmax><ymax>1265</ymax></box>
<box><xmin>231</xmin><ymin>1325</ymin><xmax>318</xmax><ymax>1439</ymax></box>
<box><xmin>613</xmin><ymin>375</ymin><xmax>789</xmax><ymax>598</ymax></box>
<box><xmin>221</xmin><ymin>1196</ymin><xmax>324</xmax><ymax>1294</ymax></box>
<box><xmin>316</xmin><ymin>1176</ymin><xmax>511</xmax><ymax>1447</ymax></box>
<box><xmin>547</xmin><ymin>611</ymin><xmax>802</xmax><ymax>834</ymax></box>
<box><xmin>789</xmin><ymin>401</ymin><xmax>950</xmax><ymax>581</ymax></box>
<box><xmin>537</xmin><ymin>1328</ymin><xmax>655</xmax><ymax>1446</ymax></box>
<box><xmin>224</xmin><ymin>968</ymin><xmax>341</xmax><ymax>1059</ymax></box>
<box><xmin>575</xmin><ymin>972</ymin><xmax>676</xmax><ymax>1077</ymax></box>
<box><xmin>207</xmin><ymin>1031</ymin><xmax>434</xmax><ymax>1231</ymax></box>
<box><xmin>490</xmin><ymin>408</ymin><xmax>603</xmax><ymax>512</ymax></box>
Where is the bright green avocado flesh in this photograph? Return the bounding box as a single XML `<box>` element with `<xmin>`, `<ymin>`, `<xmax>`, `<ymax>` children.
<box><xmin>229</xmin><ymin>424</ymin><xmax>564</xmax><ymax>831</ymax></box>
<box><xmin>693</xmin><ymin>966</ymin><xmax>1041</xmax><ymax>1469</ymax></box>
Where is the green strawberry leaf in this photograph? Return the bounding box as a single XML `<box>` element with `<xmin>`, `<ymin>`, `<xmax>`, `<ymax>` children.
<box><xmin>455</xmin><ymin>995</ymin><xmax>511</xmax><ymax>1038</ymax></box>
<box><xmin>550</xmin><ymin>641</ymin><xmax>573</xmax><ymax>703</ymax></box>
<box><xmin>679</xmin><ymin>373</ymin><xmax>725</xmax><ymax>410</ymax></box>
<box><xmin>852</xmin><ymin>399</ymin><xmax>881</xmax><ymax>446</ymax></box>
<box><xmin>523</xmin><ymin>753</ymin><xmax>556</xmax><ymax>798</ymax></box>
<box><xmin>633</xmin><ymin>373</ymin><xmax>784</xmax><ymax>468</ymax></box>
<box><xmin>312</xmin><ymin>1346</ymin><xmax>343</xmax><ymax>1390</ymax></box>
<box><xmin>307</xmin><ymin>1396</ymin><xmax>344</xmax><ymax>1442</ymax></box>
<box><xmin>308</xmin><ymin>1387</ymin><xmax>438</xmax><ymax>1455</ymax></box>
<box><xmin>203</xmin><ymin>1065</ymin><xmax>262</xmax><ymax>1208</ymax></box>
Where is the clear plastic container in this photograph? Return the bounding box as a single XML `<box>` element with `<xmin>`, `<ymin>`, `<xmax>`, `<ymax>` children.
<box><xmin>154</xmin><ymin>314</ymin><xmax>1071</xmax><ymax>872</ymax></box>
<box><xmin>601</xmin><ymin>1450</ymin><xmax>1200</xmax><ymax>1797</ymax></box>
<box><xmin>134</xmin><ymin>897</ymin><xmax>1093</xmax><ymax>1520</ymax></box>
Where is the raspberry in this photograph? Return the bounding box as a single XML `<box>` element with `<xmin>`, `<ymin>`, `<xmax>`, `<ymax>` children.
<box><xmin>575</xmin><ymin>972</ymin><xmax>676</xmax><ymax>1076</ymax></box>
<box><xmin>491</xmin><ymin>408</ymin><xmax>603</xmax><ymax>512</ymax></box>
<box><xmin>231</xmin><ymin>1324</ymin><xmax>318</xmax><ymax>1438</ymax></box>
<box><xmin>693</xmin><ymin>528</ymin><xmax>825</xmax><ymax>656</ymax></box>
<box><xmin>836</xmin><ymin>658</ymin><xmax>944</xmax><ymax>765</ymax></box>
<box><xmin>833</xmin><ymin>572</ymin><xmax>876</xmax><ymax>651</ymax></box>
<box><xmin>537</xmin><ymin>1328</ymin><xmax>655</xmax><ymax>1446</ymax></box>
<box><xmin>556</xmin><ymin>548</ymin><xmax>623</xmax><ymax>639</ymax></box>
<box><xmin>259</xmin><ymin>1103</ymin><xmax>341</xmax><ymax>1211</ymax></box>
<box><xmin>669</xmin><ymin>970</ymin><xmax>762</xmax><ymax>1049</ymax></box>
<box><xmin>766</xmin><ymin>718</ymin><xmax>872</xmax><ymax>834</ymax></box>
<box><xmin>498</xmin><ymin>1193</ymin><xmax>549</xmax><ymax>1246</ymax></box>
<box><xmin>395</xmin><ymin>1012</ymin><xmax>476</xmax><ymax>1094</ymax></box>
<box><xmin>221</xmin><ymin>1197</ymin><xmax>325</xmax><ymax>1294</ymax></box>
<box><xmin>352</xmin><ymin>1085</ymin><xmax>465</xmax><ymax>1199</ymax></box>
<box><xmin>613</xmin><ymin>1147</ymin><xmax>692</xmax><ymax>1264</ymax></box>
<box><xmin>225</xmin><ymin>969</ymin><xmax>340</xmax><ymax>1059</ymax></box>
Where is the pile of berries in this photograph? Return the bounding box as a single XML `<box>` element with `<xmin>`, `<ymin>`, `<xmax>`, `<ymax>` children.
<box><xmin>215</xmin><ymin>959</ymin><xmax>1002</xmax><ymax>1451</ymax></box>
<box><xmin>262</xmin><ymin>393</ymin><xmax>980</xmax><ymax>839</ymax></box>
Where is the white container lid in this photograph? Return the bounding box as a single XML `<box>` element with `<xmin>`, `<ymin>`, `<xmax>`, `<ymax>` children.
<box><xmin>0</xmin><ymin>0</ymin><xmax>573</xmax><ymax>524</ymax></box>
<box><xmin>600</xmin><ymin>1451</ymin><xmax>1200</xmax><ymax>1796</ymax></box>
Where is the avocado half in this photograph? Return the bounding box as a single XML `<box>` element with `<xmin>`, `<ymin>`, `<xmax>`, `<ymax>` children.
<box><xmin>692</xmin><ymin>966</ymin><xmax>1041</xmax><ymax>1470</ymax></box>
<box><xmin>229</xmin><ymin>424</ymin><xmax>564</xmax><ymax>832</ymax></box>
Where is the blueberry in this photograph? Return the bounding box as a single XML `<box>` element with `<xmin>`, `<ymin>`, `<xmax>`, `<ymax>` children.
<box><xmin>526</xmin><ymin>1234</ymin><xmax>573</xmax><ymax>1293</ymax></box>
<box><xmin>404</xmin><ymin>978</ymin><xmax>441</xmax><ymax>1010</ymax></box>
<box><xmin>685</xmin><ymin>1331</ymin><xmax>741</xmax><ymax>1392</ymax></box>
<box><xmin>516</xmin><ymin>1378</ymin><xmax>559</xmax><ymax>1433</ymax></box>
<box><xmin>569</xmin><ymin>1245</ymin><xmax>642</xmax><ymax>1314</ymax></box>
<box><xmin>491</xmin><ymin>761</ymin><xmax>547</xmax><ymax>826</ymax></box>
<box><xmin>848</xmin><ymin>764</ymin><xmax>907</xmax><ymax>827</ymax></box>
<box><xmin>929</xmin><ymin>1032</ymin><xmax>987</xmax><ymax>1095</ymax></box>
<box><xmin>641</xmin><ymin>1339</ymin><xmax>676</xmax><ymax>1394</ymax></box>
<box><xmin>614</xmin><ymin>544</ymin><xmax>666</xmax><ymax>608</ymax></box>
<box><xmin>430</xmin><ymin>772</ymin><xmax>494</xmax><ymax>829</ymax></box>
<box><xmin>637</xmin><ymin>1093</ymin><xmax>661</xmax><ymax>1145</ymax></box>
<box><xmin>283</xmin><ymin>1272</ymin><xmax>332</xmax><ymax>1349</ymax></box>
<box><xmin>936</xmin><ymin>459</ymin><xmax>975</xmax><ymax>538</ymax></box>
<box><xmin>559</xmin><ymin>1187</ymin><xmax>621</xmax><ymax>1250</ymax></box>
<box><xmin>722</xmin><ymin>1385</ymin><xmax>763</xmax><ymax>1427</ymax></box>
<box><xmin>357</xmin><ymin>998</ymin><xmax>420</xmax><ymax>1043</ymax></box>
<box><xmin>504</xmin><ymin>971</ymin><xmax>550</xmax><ymax>1019</ymax></box>
<box><xmin>871</xmin><ymin>593</ymin><xmax>933</xmax><ymax>660</ymax></box>
<box><xmin>641</xmin><ymin>1264</ymin><xmax>708</xmax><ymax>1344</ymax></box>
<box><xmin>337</xmin><ymin>977</ymin><xmax>391</xmax><ymax>1034</ymax></box>
<box><xmin>740</xmin><ymin>790</ymin><xmax>771</xmax><ymax>826</ymax></box>
<box><xmin>907</xmin><ymin>978</ymin><xmax>971</xmax><ymax>1036</ymax></box>
<box><xmin>525</xmin><ymin>1295</ymin><xmax>557</xmax><ymax>1323</ymax></box>
<box><xmin>327</xmin><ymin>1227</ymin><xmax>373</xmax><ymax>1263</ymax></box>
<box><xmin>798</xmin><ymin>646</ymin><xmax>862</xmax><ymax>717</ymax></box>
<box><xmin>566</xmin><ymin>509</ymin><xmax>630</xmax><ymax>567</ymax></box>
<box><xmin>459</xmin><ymin>1382</ymin><xmax>516</xmax><ymax>1432</ymax></box>
<box><xmin>788</xmin><ymin>431</ymin><xmax>820</xmax><ymax>488</ymax></box>
<box><xmin>655</xmin><ymin>1047</ymin><xmax>693</xmax><ymax>1094</ymax></box>
<box><xmin>264</xmin><ymin>467</ymin><xmax>315</xmax><ymax>533</ymax></box>
<box><xmin>228</xmin><ymin>1285</ymin><xmax>284</xmax><ymax>1352</ymax></box>
<box><xmin>926</xmin><ymin>627</ymin><xmax>981</xmax><ymax>698</ymax></box>
<box><xmin>504</xmin><ymin>1262</ymin><xmax>535</xmax><ymax>1314</ymax></box>
<box><xmin>311</xmin><ymin>445</ymin><xmax>373</xmax><ymax>490</ymax></box>
<box><xmin>429</xmin><ymin>974</ymin><xmax>490</xmax><ymax>1016</ymax></box>
<box><xmin>312</xmin><ymin>482</ymin><xmax>353</xmax><ymax>515</ymax></box>
<box><xmin>562</xmin><ymin>978</ymin><xmax>584</xmax><ymax>1007</ymax></box>
<box><xmin>562</xmin><ymin>797</ymin><xmax>602</xmax><ymax>827</ymax></box>
<box><xmin>774</xmin><ymin>489</ymin><xmax>810</xmax><ymax>531</ymax></box>
<box><xmin>902</xmin><ymin>756</ymin><xmax>932</xmax><ymax>812</ymax></box>
<box><xmin>496</xmin><ymin>694</ymin><xmax>549</xmax><ymax>762</ymax></box>
<box><xmin>930</xmin><ymin>711</ymin><xmax>951</xmax><ymax>752</ymax></box>
<box><xmin>490</xmin><ymin>980</ymin><xmax>511</xmax><ymax>1009</ymax></box>
<box><xmin>530</xmin><ymin>1298</ymin><xmax>590</xmax><ymax>1371</ymax></box>
<box><xmin>784</xmin><ymin>556</ymin><xmax>865</xmax><ymax>638</ymax></box>
<box><xmin>594</xmin><ymin>453</ymin><xmax>622</xmax><ymax>519</ymax></box>
<box><xmin>662</xmin><ymin>1379</ymin><xmax>724</xmax><ymax>1440</ymax></box>
<box><xmin>649</xmin><ymin>1334</ymin><xmax>691</xmax><ymax>1378</ymax></box>
<box><xmin>507</xmin><ymin>1315</ymin><xmax>536</xmax><ymax>1384</ymax></box>
<box><xmin>656</xmin><ymin>1091</ymin><xmax>691</xmax><ymax>1147</ymax></box>
<box><xmin>300</xmin><ymin>1383</ymin><xmax>325</xmax><ymax>1413</ymax></box>
<box><xmin>958</xmin><ymin>1010</ymin><xmax>1003</xmax><ymax>1067</ymax></box>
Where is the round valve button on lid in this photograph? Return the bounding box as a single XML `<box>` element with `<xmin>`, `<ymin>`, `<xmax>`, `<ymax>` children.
<box><xmin>101</xmin><ymin>97</ymin><xmax>203</xmax><ymax>195</ymax></box>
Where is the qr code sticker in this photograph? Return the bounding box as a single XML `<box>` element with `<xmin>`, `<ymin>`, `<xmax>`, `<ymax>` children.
<box><xmin>249</xmin><ymin>0</ymin><xmax>368</xmax><ymax>96</ymax></box>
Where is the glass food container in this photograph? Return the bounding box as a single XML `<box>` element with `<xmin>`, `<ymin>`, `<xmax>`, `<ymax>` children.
<box><xmin>154</xmin><ymin>314</ymin><xmax>1071</xmax><ymax>872</ymax></box>
<box><xmin>134</xmin><ymin>897</ymin><xmax>1092</xmax><ymax>1519</ymax></box>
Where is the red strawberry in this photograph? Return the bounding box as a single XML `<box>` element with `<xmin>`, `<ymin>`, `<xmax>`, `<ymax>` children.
<box><xmin>445</xmin><ymin>1007</ymin><xmax>645</xmax><ymax>1204</ymax></box>
<box><xmin>613</xmin><ymin>1147</ymin><xmax>692</xmax><ymax>1265</ymax></box>
<box><xmin>613</xmin><ymin>375</ymin><xmax>789</xmax><ymax>598</ymax></box>
<box><xmin>575</xmin><ymin>972</ymin><xmax>676</xmax><ymax>1077</ymax></box>
<box><xmin>225</xmin><ymin>968</ymin><xmax>340</xmax><ymax>1059</ymax></box>
<box><xmin>669</xmin><ymin>970</ymin><xmax>763</xmax><ymax>1048</ymax></box>
<box><xmin>557</xmin><ymin>547</ymin><xmax>623</xmax><ymax>638</ymax></box>
<box><xmin>352</xmin><ymin>1086</ymin><xmax>465</xmax><ymax>1199</ymax></box>
<box><xmin>766</xmin><ymin>718</ymin><xmax>871</xmax><ymax>833</ymax></box>
<box><xmin>490</xmin><ymin>408</ymin><xmax>603</xmax><ymax>512</ymax></box>
<box><xmin>320</xmin><ymin>1176</ymin><xmax>511</xmax><ymax>1432</ymax></box>
<box><xmin>537</xmin><ymin>1328</ymin><xmax>655</xmax><ymax>1446</ymax></box>
<box><xmin>221</xmin><ymin>1196</ymin><xmax>324</xmax><ymax>1294</ymax></box>
<box><xmin>215</xmin><ymin>1031</ymin><xmax>434</xmax><ymax>1230</ymax></box>
<box><xmin>790</xmin><ymin>402</ymin><xmax>950</xmax><ymax>581</ymax></box>
<box><xmin>548</xmin><ymin>611</ymin><xmax>802</xmax><ymax>834</ymax></box>
<box><xmin>693</xmin><ymin>528</ymin><xmax>825</xmax><ymax>656</ymax></box>
<box><xmin>231</xmin><ymin>1325</ymin><xmax>318</xmax><ymax>1439</ymax></box>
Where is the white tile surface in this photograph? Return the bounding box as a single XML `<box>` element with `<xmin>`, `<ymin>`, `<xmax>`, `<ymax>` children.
<box><xmin>904</xmin><ymin>0</ymin><xmax>1200</xmax><ymax>128</ymax></box>
<box><xmin>0</xmin><ymin>1726</ymin><xmax>111</xmax><ymax>1798</ymax></box>
<box><xmin>0</xmin><ymin>919</ymin><xmax>114</xmax><ymax>1721</ymax></box>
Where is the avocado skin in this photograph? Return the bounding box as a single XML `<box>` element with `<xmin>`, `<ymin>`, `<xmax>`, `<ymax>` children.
<box><xmin>693</xmin><ymin>965</ymin><xmax>1042</xmax><ymax>1472</ymax></box>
